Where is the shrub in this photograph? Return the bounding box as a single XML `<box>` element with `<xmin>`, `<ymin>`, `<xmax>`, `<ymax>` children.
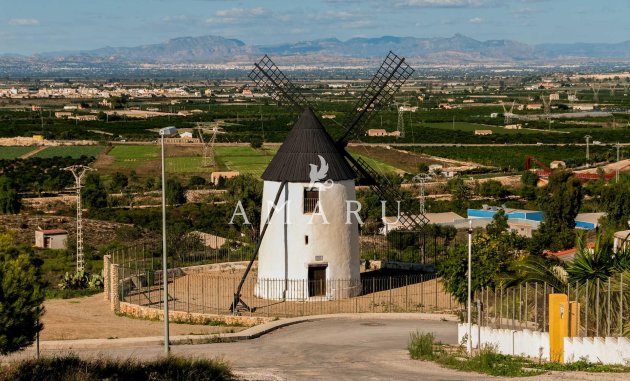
<box><xmin>408</xmin><ymin>331</ymin><xmax>436</xmax><ymax>360</ymax></box>
<box><xmin>0</xmin><ymin>355</ymin><xmax>232</xmax><ymax>381</ymax></box>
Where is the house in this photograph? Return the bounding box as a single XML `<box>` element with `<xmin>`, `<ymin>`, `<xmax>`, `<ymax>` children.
<box><xmin>546</xmin><ymin>248</ymin><xmax>578</xmax><ymax>262</ymax></box>
<box><xmin>526</xmin><ymin>104</ymin><xmax>542</xmax><ymax>110</ymax></box>
<box><xmin>549</xmin><ymin>93</ymin><xmax>560</xmax><ymax>101</ymax></box>
<box><xmin>180</xmin><ymin>131</ymin><xmax>193</xmax><ymax>138</ymax></box>
<box><xmin>575</xmin><ymin>212</ymin><xmax>605</xmax><ymax>230</ymax></box>
<box><xmin>210</xmin><ymin>171</ymin><xmax>240</xmax><ymax>185</ymax></box>
<box><xmin>550</xmin><ymin>160</ymin><xmax>566</xmax><ymax>169</ymax></box>
<box><xmin>35</xmin><ymin>229</ymin><xmax>68</xmax><ymax>250</ymax></box>
<box><xmin>71</xmin><ymin>115</ymin><xmax>98</xmax><ymax>121</ymax></box>
<box><xmin>614</xmin><ymin>230</ymin><xmax>630</xmax><ymax>252</ymax></box>
<box><xmin>321</xmin><ymin>114</ymin><xmax>336</xmax><ymax>119</ymax></box>
<box><xmin>468</xmin><ymin>206</ymin><xmax>545</xmax><ymax>222</ymax></box>
<box><xmin>55</xmin><ymin>111</ymin><xmax>73</xmax><ymax>118</ymax></box>
<box><xmin>504</xmin><ymin>124</ymin><xmax>522</xmax><ymax>130</ymax></box>
<box><xmin>366</xmin><ymin>129</ymin><xmax>400</xmax><ymax>137</ymax></box>
<box><xmin>382</xmin><ymin>212</ymin><xmax>465</xmax><ymax>234</ymax></box>
<box><xmin>490</xmin><ymin>113</ymin><xmax>499</xmax><ymax>118</ymax></box>
<box><xmin>474</xmin><ymin>130</ymin><xmax>493</xmax><ymax>136</ymax></box>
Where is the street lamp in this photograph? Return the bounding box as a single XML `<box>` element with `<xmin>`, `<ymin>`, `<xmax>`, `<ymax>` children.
<box><xmin>159</xmin><ymin>126</ymin><xmax>177</xmax><ymax>355</ymax></box>
<box><xmin>467</xmin><ymin>219</ymin><xmax>473</xmax><ymax>355</ymax></box>
<box><xmin>584</xmin><ymin>135</ymin><xmax>592</xmax><ymax>165</ymax></box>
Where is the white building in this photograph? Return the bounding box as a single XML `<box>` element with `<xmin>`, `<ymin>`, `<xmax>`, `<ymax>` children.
<box><xmin>255</xmin><ymin>109</ymin><xmax>361</xmax><ymax>301</ymax></box>
<box><xmin>35</xmin><ymin>229</ymin><xmax>68</xmax><ymax>250</ymax></box>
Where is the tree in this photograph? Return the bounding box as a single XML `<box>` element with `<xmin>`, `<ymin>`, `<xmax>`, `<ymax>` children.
<box><xmin>82</xmin><ymin>173</ymin><xmax>108</xmax><ymax>209</ymax></box>
<box><xmin>530</xmin><ymin>171</ymin><xmax>583</xmax><ymax>253</ymax></box>
<box><xmin>520</xmin><ymin>171</ymin><xmax>539</xmax><ymax>187</ymax></box>
<box><xmin>438</xmin><ymin>232</ymin><xmax>525</xmax><ymax>303</ymax></box>
<box><xmin>417</xmin><ymin>163</ymin><xmax>429</xmax><ymax>174</ymax></box>
<box><xmin>479</xmin><ymin>180</ymin><xmax>508</xmax><ymax>198</ymax></box>
<box><xmin>188</xmin><ymin>176</ymin><xmax>206</xmax><ymax>188</ymax></box>
<box><xmin>166</xmin><ymin>178</ymin><xmax>186</xmax><ymax>205</ymax></box>
<box><xmin>600</xmin><ymin>181</ymin><xmax>630</xmax><ymax>230</ymax></box>
<box><xmin>0</xmin><ymin>233</ymin><xmax>45</xmax><ymax>355</ymax></box>
<box><xmin>110</xmin><ymin>172</ymin><xmax>128</xmax><ymax>192</ymax></box>
<box><xmin>0</xmin><ymin>176</ymin><xmax>21</xmax><ymax>214</ymax></box>
<box><xmin>486</xmin><ymin>209</ymin><xmax>509</xmax><ymax>237</ymax></box>
<box><xmin>250</xmin><ymin>139</ymin><xmax>263</xmax><ymax>149</ymax></box>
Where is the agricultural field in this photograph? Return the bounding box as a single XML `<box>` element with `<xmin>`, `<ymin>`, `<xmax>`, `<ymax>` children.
<box><xmin>214</xmin><ymin>146</ymin><xmax>276</xmax><ymax>176</ymax></box>
<box><xmin>425</xmin><ymin>122</ymin><xmax>544</xmax><ymax>135</ymax></box>
<box><xmin>404</xmin><ymin>145</ymin><xmax>624</xmax><ymax>170</ymax></box>
<box><xmin>0</xmin><ymin>146</ymin><xmax>37</xmax><ymax>159</ymax></box>
<box><xmin>34</xmin><ymin>145</ymin><xmax>105</xmax><ymax>159</ymax></box>
<box><xmin>103</xmin><ymin>145</ymin><xmax>160</xmax><ymax>173</ymax></box>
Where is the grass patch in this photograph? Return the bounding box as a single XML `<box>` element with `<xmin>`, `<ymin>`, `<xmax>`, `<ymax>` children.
<box><xmin>115</xmin><ymin>311</ymin><xmax>249</xmax><ymax>328</ymax></box>
<box><xmin>33</xmin><ymin>146</ymin><xmax>105</xmax><ymax>159</ymax></box>
<box><xmin>407</xmin><ymin>332</ymin><xmax>630</xmax><ymax>377</ymax></box>
<box><xmin>0</xmin><ymin>355</ymin><xmax>232</xmax><ymax>381</ymax></box>
<box><xmin>214</xmin><ymin>146</ymin><xmax>276</xmax><ymax>176</ymax></box>
<box><xmin>0</xmin><ymin>146</ymin><xmax>37</xmax><ymax>159</ymax></box>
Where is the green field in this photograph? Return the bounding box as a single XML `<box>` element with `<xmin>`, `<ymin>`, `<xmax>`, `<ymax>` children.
<box><xmin>34</xmin><ymin>145</ymin><xmax>105</xmax><ymax>159</ymax></box>
<box><xmin>406</xmin><ymin>145</ymin><xmax>617</xmax><ymax>170</ymax></box>
<box><xmin>166</xmin><ymin>156</ymin><xmax>205</xmax><ymax>173</ymax></box>
<box><xmin>108</xmin><ymin>145</ymin><xmax>160</xmax><ymax>171</ymax></box>
<box><xmin>0</xmin><ymin>146</ymin><xmax>37</xmax><ymax>159</ymax></box>
<box><xmin>351</xmin><ymin>153</ymin><xmax>404</xmax><ymax>175</ymax></box>
<box><xmin>214</xmin><ymin>147</ymin><xmax>276</xmax><ymax>176</ymax></box>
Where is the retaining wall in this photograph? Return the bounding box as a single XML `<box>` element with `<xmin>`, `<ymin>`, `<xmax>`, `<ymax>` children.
<box><xmin>119</xmin><ymin>302</ymin><xmax>272</xmax><ymax>327</ymax></box>
<box><xmin>564</xmin><ymin>337</ymin><xmax>630</xmax><ymax>365</ymax></box>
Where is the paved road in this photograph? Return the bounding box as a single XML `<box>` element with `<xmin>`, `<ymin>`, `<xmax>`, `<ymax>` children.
<box><xmin>32</xmin><ymin>318</ymin><xmax>473</xmax><ymax>381</ymax></box>
<box><xmin>13</xmin><ymin>318</ymin><xmax>628</xmax><ymax>380</ymax></box>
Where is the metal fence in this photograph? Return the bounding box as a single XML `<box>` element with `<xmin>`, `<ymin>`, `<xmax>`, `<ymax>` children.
<box><xmin>473</xmin><ymin>276</ymin><xmax>630</xmax><ymax>338</ymax></box>
<box><xmin>115</xmin><ymin>263</ymin><xmax>461</xmax><ymax>318</ymax></box>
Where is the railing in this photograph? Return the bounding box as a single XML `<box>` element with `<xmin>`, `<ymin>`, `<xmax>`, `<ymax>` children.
<box><xmin>113</xmin><ymin>263</ymin><xmax>461</xmax><ymax>318</ymax></box>
<box><xmin>473</xmin><ymin>276</ymin><xmax>630</xmax><ymax>338</ymax></box>
<box><xmin>303</xmin><ymin>197</ymin><xmax>319</xmax><ymax>214</ymax></box>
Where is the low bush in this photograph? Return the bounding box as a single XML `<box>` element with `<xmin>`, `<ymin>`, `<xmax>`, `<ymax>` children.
<box><xmin>0</xmin><ymin>355</ymin><xmax>232</xmax><ymax>381</ymax></box>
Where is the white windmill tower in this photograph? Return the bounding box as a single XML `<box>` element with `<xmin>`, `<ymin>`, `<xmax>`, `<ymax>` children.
<box><xmin>254</xmin><ymin>108</ymin><xmax>360</xmax><ymax>300</ymax></box>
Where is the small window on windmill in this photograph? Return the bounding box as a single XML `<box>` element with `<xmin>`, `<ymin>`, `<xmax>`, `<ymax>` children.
<box><xmin>303</xmin><ymin>188</ymin><xmax>319</xmax><ymax>214</ymax></box>
<box><xmin>305</xmin><ymin>235</ymin><xmax>309</xmax><ymax>245</ymax></box>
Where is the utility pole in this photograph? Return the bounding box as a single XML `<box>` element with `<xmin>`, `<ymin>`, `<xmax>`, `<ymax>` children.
<box><xmin>584</xmin><ymin>135</ymin><xmax>592</xmax><ymax>165</ymax></box>
<box><xmin>63</xmin><ymin>165</ymin><xmax>94</xmax><ymax>272</ymax></box>
<box><xmin>614</xmin><ymin>142</ymin><xmax>621</xmax><ymax>183</ymax></box>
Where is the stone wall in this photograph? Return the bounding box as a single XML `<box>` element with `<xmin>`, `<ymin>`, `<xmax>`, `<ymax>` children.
<box><xmin>119</xmin><ymin>302</ymin><xmax>272</xmax><ymax>327</ymax></box>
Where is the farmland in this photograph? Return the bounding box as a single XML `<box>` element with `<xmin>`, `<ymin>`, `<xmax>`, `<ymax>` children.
<box><xmin>403</xmin><ymin>145</ymin><xmax>625</xmax><ymax>170</ymax></box>
<box><xmin>0</xmin><ymin>146</ymin><xmax>36</xmax><ymax>159</ymax></box>
<box><xmin>34</xmin><ymin>145</ymin><xmax>106</xmax><ymax>159</ymax></box>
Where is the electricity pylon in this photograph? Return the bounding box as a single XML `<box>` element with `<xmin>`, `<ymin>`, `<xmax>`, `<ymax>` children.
<box><xmin>63</xmin><ymin>165</ymin><xmax>94</xmax><ymax>272</ymax></box>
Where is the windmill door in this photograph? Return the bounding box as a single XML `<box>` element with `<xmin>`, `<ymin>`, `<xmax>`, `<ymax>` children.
<box><xmin>308</xmin><ymin>264</ymin><xmax>327</xmax><ymax>297</ymax></box>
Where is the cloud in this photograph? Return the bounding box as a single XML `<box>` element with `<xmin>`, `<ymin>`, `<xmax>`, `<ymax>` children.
<box><xmin>8</xmin><ymin>18</ymin><xmax>40</xmax><ymax>26</ymax></box>
<box><xmin>393</xmin><ymin>0</ymin><xmax>495</xmax><ymax>7</ymax></box>
<box><xmin>162</xmin><ymin>15</ymin><xmax>190</xmax><ymax>23</ymax></box>
<box><xmin>468</xmin><ymin>17</ymin><xmax>483</xmax><ymax>23</ymax></box>
<box><xmin>214</xmin><ymin>7</ymin><xmax>268</xmax><ymax>18</ymax></box>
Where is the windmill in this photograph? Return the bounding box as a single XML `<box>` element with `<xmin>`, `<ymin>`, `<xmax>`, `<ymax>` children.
<box><xmin>230</xmin><ymin>52</ymin><xmax>425</xmax><ymax>313</ymax></box>
<box><xmin>197</xmin><ymin>124</ymin><xmax>218</xmax><ymax>167</ymax></box>
<box><xmin>501</xmin><ymin>100</ymin><xmax>516</xmax><ymax>125</ymax></box>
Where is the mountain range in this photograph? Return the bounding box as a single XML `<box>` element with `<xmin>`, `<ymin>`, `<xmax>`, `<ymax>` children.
<box><xmin>9</xmin><ymin>34</ymin><xmax>630</xmax><ymax>65</ymax></box>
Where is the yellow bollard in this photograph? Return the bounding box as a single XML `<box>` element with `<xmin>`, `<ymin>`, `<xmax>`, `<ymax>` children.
<box><xmin>548</xmin><ymin>293</ymin><xmax>569</xmax><ymax>363</ymax></box>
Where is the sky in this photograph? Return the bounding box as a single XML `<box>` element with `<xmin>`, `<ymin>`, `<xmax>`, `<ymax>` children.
<box><xmin>1</xmin><ymin>0</ymin><xmax>629</xmax><ymax>55</ymax></box>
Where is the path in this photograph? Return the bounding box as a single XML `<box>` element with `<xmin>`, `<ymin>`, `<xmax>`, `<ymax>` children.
<box><xmin>19</xmin><ymin>145</ymin><xmax>47</xmax><ymax>159</ymax></box>
<box><xmin>40</xmin><ymin>293</ymin><xmax>244</xmax><ymax>341</ymax></box>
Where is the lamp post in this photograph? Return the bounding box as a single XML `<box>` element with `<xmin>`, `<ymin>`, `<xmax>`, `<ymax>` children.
<box><xmin>614</xmin><ymin>142</ymin><xmax>621</xmax><ymax>183</ymax></box>
<box><xmin>467</xmin><ymin>219</ymin><xmax>473</xmax><ymax>354</ymax></box>
<box><xmin>159</xmin><ymin>126</ymin><xmax>178</xmax><ymax>355</ymax></box>
<box><xmin>584</xmin><ymin>135</ymin><xmax>592</xmax><ymax>165</ymax></box>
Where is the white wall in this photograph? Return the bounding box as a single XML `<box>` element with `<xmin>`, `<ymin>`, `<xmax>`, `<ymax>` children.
<box><xmin>256</xmin><ymin>180</ymin><xmax>361</xmax><ymax>300</ymax></box>
<box><xmin>459</xmin><ymin>323</ymin><xmax>630</xmax><ymax>365</ymax></box>
<box><xmin>564</xmin><ymin>337</ymin><xmax>630</xmax><ymax>365</ymax></box>
<box><xmin>458</xmin><ymin>323</ymin><xmax>549</xmax><ymax>360</ymax></box>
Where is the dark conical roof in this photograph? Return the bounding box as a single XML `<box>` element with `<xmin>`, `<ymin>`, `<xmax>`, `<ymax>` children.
<box><xmin>262</xmin><ymin>108</ymin><xmax>355</xmax><ymax>182</ymax></box>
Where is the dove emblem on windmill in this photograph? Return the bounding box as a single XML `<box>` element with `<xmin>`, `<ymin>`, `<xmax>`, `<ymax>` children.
<box><xmin>308</xmin><ymin>155</ymin><xmax>334</xmax><ymax>190</ymax></box>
